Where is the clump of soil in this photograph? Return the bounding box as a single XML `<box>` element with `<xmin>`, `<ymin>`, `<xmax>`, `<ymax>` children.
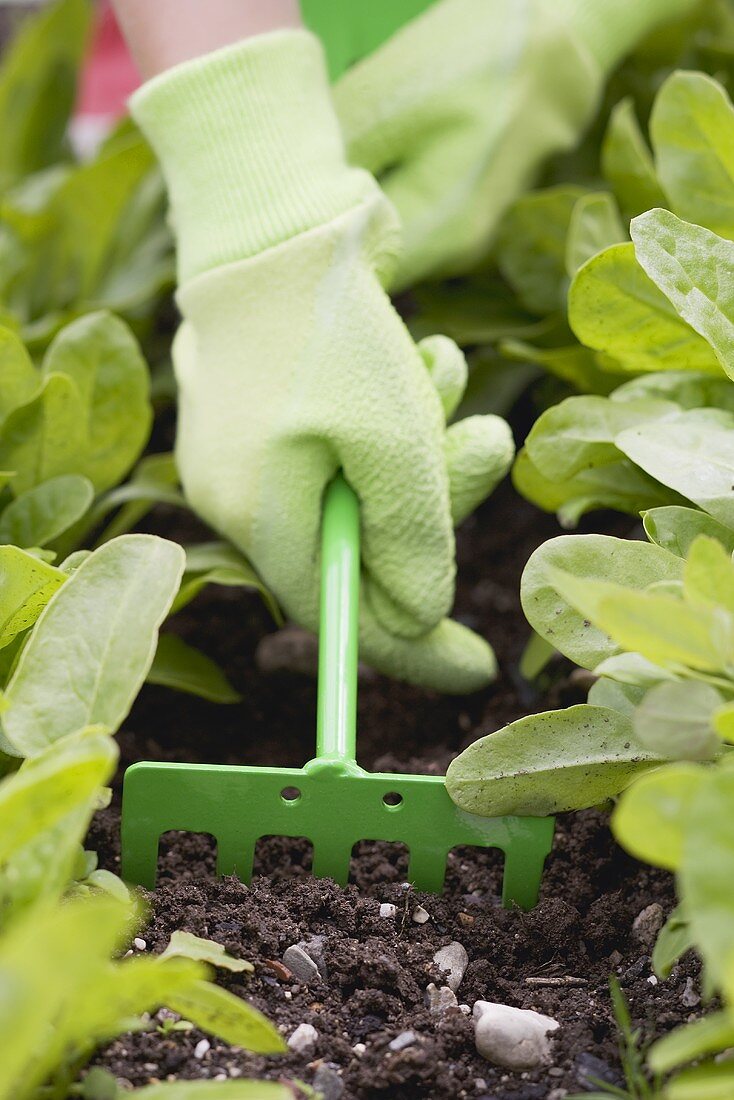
<box><xmin>89</xmin><ymin>483</ymin><xmax>700</xmax><ymax>1098</ymax></box>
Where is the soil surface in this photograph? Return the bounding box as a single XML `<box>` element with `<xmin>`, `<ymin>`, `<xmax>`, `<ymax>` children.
<box><xmin>89</xmin><ymin>469</ymin><xmax>702</xmax><ymax>1099</ymax></box>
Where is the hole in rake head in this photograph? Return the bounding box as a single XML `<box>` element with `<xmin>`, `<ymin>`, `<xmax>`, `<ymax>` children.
<box><xmin>446</xmin><ymin>844</ymin><xmax>505</xmax><ymax>902</ymax></box>
<box><xmin>382</xmin><ymin>791</ymin><xmax>403</xmax><ymax>808</ymax></box>
<box><xmin>254</xmin><ymin>835</ymin><xmax>313</xmax><ymax>879</ymax></box>
<box><xmin>280</xmin><ymin>786</ymin><xmax>301</xmax><ymax>803</ymax></box>
<box><xmin>157</xmin><ymin>831</ymin><xmax>217</xmax><ymax>883</ymax></box>
<box><xmin>348</xmin><ymin>840</ymin><xmax>409</xmax><ymax>888</ymax></box>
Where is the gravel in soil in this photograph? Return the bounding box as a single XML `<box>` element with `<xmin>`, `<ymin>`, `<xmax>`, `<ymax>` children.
<box><xmin>88</xmin><ymin>482</ymin><xmax>702</xmax><ymax>1098</ymax></box>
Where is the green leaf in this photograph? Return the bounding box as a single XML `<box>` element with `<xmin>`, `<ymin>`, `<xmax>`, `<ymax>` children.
<box><xmin>513</xmin><ymin>446</ymin><xmax>679</xmax><ymax>526</ymax></box>
<box><xmin>166</xmin><ymin>980</ymin><xmax>286</xmax><ymax>1054</ymax></box>
<box><xmin>616</xmin><ymin>408</ymin><xmax>734</xmax><ymax>527</ymax></box>
<box><xmin>0</xmin><ymin>370</ymin><xmax>85</xmax><ymax>494</ymax></box>
<box><xmin>446</xmin><ymin>705</ymin><xmax>663</xmax><ymax>817</ymax></box>
<box><xmin>520</xmin><ymin>535</ymin><xmax>683</xmax><ymax>669</ymax></box>
<box><xmin>631</xmin><ymin>209</ymin><xmax>734</xmax><ymax>380</ymax></box>
<box><xmin>0</xmin><ymin>327</ymin><xmax>38</xmax><ymax>424</ymax></box>
<box><xmin>0</xmin><ymin>474</ymin><xmax>92</xmax><ymax>547</ymax></box>
<box><xmin>601</xmin><ymin>97</ymin><xmax>666</xmax><ymax>220</ymax></box>
<box><xmin>568</xmin><ymin>243</ymin><xmax>720</xmax><ymax>374</ymax></box>
<box><xmin>713</xmin><ymin>700</ymin><xmax>734</xmax><ymax>743</ymax></box>
<box><xmin>632</xmin><ymin>680</ymin><xmax>723</xmax><ymax>761</ymax></box>
<box><xmin>680</xmin><ymin>767</ymin><xmax>734</xmax><ymax>980</ymax></box>
<box><xmin>643</xmin><ymin>506</ymin><xmax>734</xmax><ymax>557</ymax></box>
<box><xmin>89</xmin><ymin>452</ymin><xmax>184</xmax><ymax>546</ymax></box>
<box><xmin>684</xmin><ymin>535</ymin><xmax>734</xmax><ymax>612</ymax></box>
<box><xmin>664</xmin><ymin>1062</ymin><xmax>734</xmax><ymax>1099</ymax></box>
<box><xmin>649</xmin><ymin>1011</ymin><xmax>734</xmax><ymax>1075</ymax></box>
<box><xmin>160</xmin><ymin>931</ymin><xmax>253</xmax><ymax>973</ymax></box>
<box><xmin>524</xmin><ymin>394</ymin><xmax>678</xmax><ymax>482</ymax></box>
<box><xmin>565</xmin><ymin>191</ymin><xmax>626</xmax><ymax>276</ymax></box>
<box><xmin>587</xmin><ymin>677</ymin><xmax>646</xmax><ymax>718</ymax></box>
<box><xmin>495</xmin><ymin>185</ymin><xmax>584</xmax><ymax>314</ymax></box>
<box><xmin>0</xmin><ymin>544</ymin><xmax>66</xmax><ymax>649</ymax></box>
<box><xmin>548</xmin><ymin>565</ymin><xmax>732</xmax><ymax>673</ymax></box>
<box><xmin>0</xmin><ymin>0</ymin><xmax>92</xmax><ymax>189</ymax></box>
<box><xmin>42</xmin><ymin>311</ymin><xmax>152</xmax><ymax>493</ymax></box>
<box><xmin>612</xmin><ymin>763</ymin><xmax>708</xmax><ymax>871</ymax></box>
<box><xmin>131</xmin><ymin>1082</ymin><xmax>292</xmax><ymax>1099</ymax></box>
<box><xmin>593</xmin><ymin>652</ymin><xmax>674</xmax><ymax>688</ymax></box>
<box><xmin>147</xmin><ymin>634</ymin><xmax>241</xmax><ymax>704</ymax></box>
<box><xmin>499</xmin><ymin>339</ymin><xmax>626</xmax><ymax>395</ymax></box>
<box><xmin>651</xmin><ymin>71</ymin><xmax>734</xmax><ymax>238</ymax></box>
<box><xmin>0</xmin><ymin>894</ymin><xmax>131</xmax><ymax>1098</ymax></box>
<box><xmin>0</xmin><ymin>730</ymin><xmax>116</xmax><ymax>866</ymax></box>
<box><xmin>612</xmin><ymin>369</ymin><xmax>734</xmax><ymax>412</ymax></box>
<box><xmin>172</xmin><ymin>542</ymin><xmax>280</xmax><ymax>622</ymax></box>
<box><xmin>2</xmin><ymin>534</ymin><xmax>185</xmax><ymax>755</ymax></box>
<box><xmin>651</xmin><ymin>905</ymin><xmax>695</xmax><ymax>980</ymax></box>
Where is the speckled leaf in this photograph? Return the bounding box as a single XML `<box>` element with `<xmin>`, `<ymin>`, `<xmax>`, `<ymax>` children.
<box><xmin>446</xmin><ymin>705</ymin><xmax>663</xmax><ymax>817</ymax></box>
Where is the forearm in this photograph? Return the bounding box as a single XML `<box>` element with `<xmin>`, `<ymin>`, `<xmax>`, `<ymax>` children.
<box><xmin>110</xmin><ymin>0</ymin><xmax>302</xmax><ymax>78</ymax></box>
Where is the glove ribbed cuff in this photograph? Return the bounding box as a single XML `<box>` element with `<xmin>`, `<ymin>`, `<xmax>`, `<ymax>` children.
<box><xmin>560</xmin><ymin>0</ymin><xmax>696</xmax><ymax>72</ymax></box>
<box><xmin>130</xmin><ymin>30</ymin><xmax>376</xmax><ymax>281</ymax></box>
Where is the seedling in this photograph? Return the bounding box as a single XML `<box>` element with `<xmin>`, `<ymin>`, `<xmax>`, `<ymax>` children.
<box><xmin>122</xmin><ymin>477</ymin><xmax>554</xmax><ymax>909</ymax></box>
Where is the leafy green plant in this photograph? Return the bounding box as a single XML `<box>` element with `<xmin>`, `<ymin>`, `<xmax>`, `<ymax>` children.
<box><xmin>0</xmin><ymin>531</ymin><xmax>293</xmax><ymax>1098</ymax></box>
<box><xmin>0</xmin><ymin>0</ymin><xmax>173</xmax><ymax>355</ymax></box>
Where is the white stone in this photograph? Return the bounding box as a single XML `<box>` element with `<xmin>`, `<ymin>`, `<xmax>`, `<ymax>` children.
<box><xmin>133</xmin><ymin>938</ymin><xmax>147</xmax><ymax>951</ymax></box>
<box><xmin>389</xmin><ymin>1030</ymin><xmax>418</xmax><ymax>1052</ymax></box>
<box><xmin>426</xmin><ymin>982</ymin><xmax>458</xmax><ymax>1014</ymax></box>
<box><xmin>433</xmin><ymin>942</ymin><xmax>469</xmax><ymax>992</ymax></box>
<box><xmin>352</xmin><ymin>1043</ymin><xmax>366</xmax><ymax>1056</ymax></box>
<box><xmin>412</xmin><ymin>905</ymin><xmax>430</xmax><ymax>924</ymax></box>
<box><xmin>193</xmin><ymin>1039</ymin><xmax>210</xmax><ymax>1060</ymax></box>
<box><xmin>287</xmin><ymin>1023</ymin><xmax>318</xmax><ymax>1054</ymax></box>
<box><xmin>473</xmin><ymin>1001</ymin><xmax>560</xmax><ymax>1071</ymax></box>
<box><xmin>283</xmin><ymin>944</ymin><xmax>321</xmax><ymax>983</ymax></box>
<box><xmin>379</xmin><ymin>903</ymin><xmax>397</xmax><ymax>919</ymax></box>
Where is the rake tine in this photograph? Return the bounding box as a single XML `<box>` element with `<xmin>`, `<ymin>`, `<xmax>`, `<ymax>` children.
<box><xmin>216</xmin><ymin>836</ymin><xmax>255</xmax><ymax>882</ymax></box>
<box><xmin>311</xmin><ymin>838</ymin><xmax>352</xmax><ymax>886</ymax></box>
<box><xmin>407</xmin><ymin>847</ymin><xmax>448</xmax><ymax>893</ymax></box>
<box><xmin>501</xmin><ymin>838</ymin><xmax>548</xmax><ymax>910</ymax></box>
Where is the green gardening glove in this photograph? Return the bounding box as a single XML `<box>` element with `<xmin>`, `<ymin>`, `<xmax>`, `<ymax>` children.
<box><xmin>334</xmin><ymin>0</ymin><xmax>698</xmax><ymax>290</ymax></box>
<box><xmin>131</xmin><ymin>31</ymin><xmax>514</xmax><ymax>693</ymax></box>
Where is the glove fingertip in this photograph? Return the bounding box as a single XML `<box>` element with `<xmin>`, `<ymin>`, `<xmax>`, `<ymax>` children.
<box><xmin>446</xmin><ymin>414</ymin><xmax>515</xmax><ymax>525</ymax></box>
<box><xmin>418</xmin><ymin>334</ymin><xmax>468</xmax><ymax>420</ymax></box>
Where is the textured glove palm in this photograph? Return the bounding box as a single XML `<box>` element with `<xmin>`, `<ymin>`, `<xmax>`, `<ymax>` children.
<box><xmin>133</xmin><ymin>32</ymin><xmax>513</xmax><ymax>692</ymax></box>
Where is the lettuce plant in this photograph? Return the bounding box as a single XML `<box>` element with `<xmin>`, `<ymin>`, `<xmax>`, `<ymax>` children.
<box><xmin>0</xmin><ymin>0</ymin><xmax>173</xmax><ymax>354</ymax></box>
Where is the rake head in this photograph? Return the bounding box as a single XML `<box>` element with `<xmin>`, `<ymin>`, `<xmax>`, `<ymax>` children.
<box><xmin>121</xmin><ymin>477</ymin><xmax>554</xmax><ymax>909</ymax></box>
<box><xmin>121</xmin><ymin>756</ymin><xmax>554</xmax><ymax>909</ymax></box>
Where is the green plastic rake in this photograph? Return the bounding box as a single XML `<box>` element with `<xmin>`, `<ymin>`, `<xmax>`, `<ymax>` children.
<box><xmin>121</xmin><ymin>477</ymin><xmax>554</xmax><ymax>908</ymax></box>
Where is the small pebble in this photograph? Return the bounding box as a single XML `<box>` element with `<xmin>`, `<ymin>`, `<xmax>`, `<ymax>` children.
<box><xmin>426</xmin><ymin>983</ymin><xmax>458</xmax><ymax>1015</ymax></box>
<box><xmin>547</xmin><ymin>1090</ymin><xmax>568</xmax><ymax>1100</ymax></box>
<box><xmin>433</xmin><ymin>941</ymin><xmax>469</xmax><ymax>992</ymax></box>
<box><xmin>352</xmin><ymin>1043</ymin><xmax>366</xmax><ymax>1056</ymax></box>
<box><xmin>458</xmin><ymin>912</ymin><xmax>475</xmax><ymax>928</ymax></box>
<box><xmin>379</xmin><ymin>903</ymin><xmax>397</xmax><ymax>919</ymax></box>
<box><xmin>133</xmin><ymin>938</ymin><xmax>146</xmax><ymax>951</ymax></box>
<box><xmin>283</xmin><ymin>945</ymin><xmax>321</xmax><ymax>984</ymax></box>
<box><xmin>389</xmin><ymin>1030</ymin><xmax>418</xmax><ymax>1052</ymax></box>
<box><xmin>459</xmin><ymin>1004</ymin><xmax>471</xmax><ymax>1016</ymax></box>
<box><xmin>632</xmin><ymin>903</ymin><xmax>664</xmax><ymax>947</ymax></box>
<box><xmin>681</xmin><ymin>977</ymin><xmax>700</xmax><ymax>1007</ymax></box>
<box><xmin>313</xmin><ymin>1062</ymin><xmax>343</xmax><ymax>1100</ymax></box>
<box><xmin>412</xmin><ymin>905</ymin><xmax>430</xmax><ymax>924</ymax></box>
<box><xmin>213</xmin><ymin>1074</ymin><xmax>227</xmax><ymax>1082</ymax></box>
<box><xmin>288</xmin><ymin>1023</ymin><xmax>318</xmax><ymax>1054</ymax></box>
<box><xmin>473</xmin><ymin>1001</ymin><xmax>559</xmax><ymax>1071</ymax></box>
<box><xmin>647</xmin><ymin>975</ymin><xmax>658</xmax><ymax>986</ymax></box>
<box><xmin>193</xmin><ymin>1040</ymin><xmax>210</xmax><ymax>1060</ymax></box>
<box><xmin>575</xmin><ymin>1051</ymin><xmax>620</xmax><ymax>1090</ymax></box>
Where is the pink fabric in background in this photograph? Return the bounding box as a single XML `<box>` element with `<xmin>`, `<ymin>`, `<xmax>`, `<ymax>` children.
<box><xmin>76</xmin><ymin>1</ymin><xmax>139</xmax><ymax>119</ymax></box>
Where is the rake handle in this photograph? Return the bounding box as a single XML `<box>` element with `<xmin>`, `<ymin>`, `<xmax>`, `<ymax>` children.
<box><xmin>316</xmin><ymin>474</ymin><xmax>360</xmax><ymax>763</ymax></box>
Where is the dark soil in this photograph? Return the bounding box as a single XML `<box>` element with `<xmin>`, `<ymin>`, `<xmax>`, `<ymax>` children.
<box><xmin>89</xmin><ymin>477</ymin><xmax>702</xmax><ymax>1099</ymax></box>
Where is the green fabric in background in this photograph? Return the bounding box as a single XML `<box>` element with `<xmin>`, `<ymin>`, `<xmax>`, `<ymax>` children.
<box><xmin>300</xmin><ymin>0</ymin><xmax>438</xmax><ymax>79</ymax></box>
